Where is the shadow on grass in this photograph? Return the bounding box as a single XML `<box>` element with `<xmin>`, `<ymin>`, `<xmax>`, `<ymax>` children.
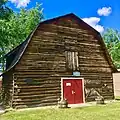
<box><xmin>115</xmin><ymin>96</ymin><xmax>120</xmax><ymax>101</ymax></box>
<box><xmin>115</xmin><ymin>98</ymin><xmax>120</xmax><ymax>101</ymax></box>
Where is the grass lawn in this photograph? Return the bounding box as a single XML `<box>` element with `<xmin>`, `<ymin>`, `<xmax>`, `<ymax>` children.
<box><xmin>1</xmin><ymin>102</ymin><xmax>120</xmax><ymax>120</ymax></box>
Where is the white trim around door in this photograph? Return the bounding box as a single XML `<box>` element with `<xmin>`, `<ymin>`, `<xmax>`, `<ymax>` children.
<box><xmin>61</xmin><ymin>77</ymin><xmax>85</xmax><ymax>104</ymax></box>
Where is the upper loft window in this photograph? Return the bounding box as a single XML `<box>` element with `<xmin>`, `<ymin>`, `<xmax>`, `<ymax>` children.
<box><xmin>65</xmin><ymin>51</ymin><xmax>79</xmax><ymax>71</ymax></box>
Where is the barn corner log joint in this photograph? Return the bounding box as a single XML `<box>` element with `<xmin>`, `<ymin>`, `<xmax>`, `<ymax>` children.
<box><xmin>1</xmin><ymin>13</ymin><xmax>117</xmax><ymax>109</ymax></box>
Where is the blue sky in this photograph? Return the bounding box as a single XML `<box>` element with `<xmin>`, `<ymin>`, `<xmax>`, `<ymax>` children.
<box><xmin>7</xmin><ymin>0</ymin><xmax>120</xmax><ymax>33</ymax></box>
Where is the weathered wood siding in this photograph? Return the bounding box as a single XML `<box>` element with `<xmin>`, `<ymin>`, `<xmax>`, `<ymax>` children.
<box><xmin>2</xmin><ymin>70</ymin><xmax>14</xmax><ymax>107</ymax></box>
<box><xmin>0</xmin><ymin>80</ymin><xmax>2</xmax><ymax>91</ymax></box>
<box><xmin>10</xmin><ymin>16</ymin><xmax>114</xmax><ymax>108</ymax></box>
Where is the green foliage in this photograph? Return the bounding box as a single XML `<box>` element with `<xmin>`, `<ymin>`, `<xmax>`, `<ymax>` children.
<box><xmin>0</xmin><ymin>3</ymin><xmax>43</xmax><ymax>71</ymax></box>
<box><xmin>6</xmin><ymin>3</ymin><xmax>43</xmax><ymax>48</ymax></box>
<box><xmin>0</xmin><ymin>0</ymin><xmax>13</xmax><ymax>20</ymax></box>
<box><xmin>103</xmin><ymin>28</ymin><xmax>120</xmax><ymax>68</ymax></box>
<box><xmin>0</xmin><ymin>0</ymin><xmax>7</xmax><ymax>7</ymax></box>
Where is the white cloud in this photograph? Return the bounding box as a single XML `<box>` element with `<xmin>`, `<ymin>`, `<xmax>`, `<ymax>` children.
<box><xmin>82</xmin><ymin>17</ymin><xmax>104</xmax><ymax>33</ymax></box>
<box><xmin>9</xmin><ymin>0</ymin><xmax>30</xmax><ymax>8</ymax></box>
<box><xmin>97</xmin><ymin>7</ymin><xmax>112</xmax><ymax>16</ymax></box>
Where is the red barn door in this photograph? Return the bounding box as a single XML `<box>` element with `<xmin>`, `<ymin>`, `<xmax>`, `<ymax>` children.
<box><xmin>62</xmin><ymin>78</ymin><xmax>84</xmax><ymax>104</ymax></box>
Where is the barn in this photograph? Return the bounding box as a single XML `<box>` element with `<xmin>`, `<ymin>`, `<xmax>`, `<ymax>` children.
<box><xmin>1</xmin><ymin>13</ymin><xmax>117</xmax><ymax>109</ymax></box>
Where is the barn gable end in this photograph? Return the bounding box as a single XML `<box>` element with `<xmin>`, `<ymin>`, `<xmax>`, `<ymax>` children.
<box><xmin>2</xmin><ymin>13</ymin><xmax>116</xmax><ymax>108</ymax></box>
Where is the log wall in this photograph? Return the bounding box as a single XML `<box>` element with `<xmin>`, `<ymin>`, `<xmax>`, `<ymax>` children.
<box><xmin>2</xmin><ymin>70</ymin><xmax>14</xmax><ymax>107</ymax></box>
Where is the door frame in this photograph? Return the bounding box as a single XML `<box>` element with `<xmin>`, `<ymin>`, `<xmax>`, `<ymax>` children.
<box><xmin>61</xmin><ymin>77</ymin><xmax>85</xmax><ymax>104</ymax></box>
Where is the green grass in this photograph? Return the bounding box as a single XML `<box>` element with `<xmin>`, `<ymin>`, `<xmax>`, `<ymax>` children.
<box><xmin>1</xmin><ymin>102</ymin><xmax>120</xmax><ymax>120</ymax></box>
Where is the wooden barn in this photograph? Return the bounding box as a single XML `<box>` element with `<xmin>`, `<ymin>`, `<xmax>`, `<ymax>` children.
<box><xmin>1</xmin><ymin>13</ymin><xmax>117</xmax><ymax>109</ymax></box>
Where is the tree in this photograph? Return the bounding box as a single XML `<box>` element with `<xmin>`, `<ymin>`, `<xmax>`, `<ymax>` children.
<box><xmin>0</xmin><ymin>3</ymin><xmax>43</xmax><ymax>71</ymax></box>
<box><xmin>6</xmin><ymin>3</ymin><xmax>43</xmax><ymax>48</ymax></box>
<box><xmin>0</xmin><ymin>0</ymin><xmax>13</xmax><ymax>20</ymax></box>
<box><xmin>103</xmin><ymin>28</ymin><xmax>120</xmax><ymax>68</ymax></box>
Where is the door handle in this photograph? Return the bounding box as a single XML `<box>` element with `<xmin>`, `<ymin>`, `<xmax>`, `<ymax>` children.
<box><xmin>72</xmin><ymin>90</ymin><xmax>75</xmax><ymax>94</ymax></box>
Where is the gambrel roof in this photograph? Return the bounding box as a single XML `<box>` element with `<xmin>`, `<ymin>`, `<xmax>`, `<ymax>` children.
<box><xmin>2</xmin><ymin>13</ymin><xmax>117</xmax><ymax>75</ymax></box>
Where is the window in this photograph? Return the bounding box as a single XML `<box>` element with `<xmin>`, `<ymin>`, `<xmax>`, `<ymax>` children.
<box><xmin>65</xmin><ymin>51</ymin><xmax>79</xmax><ymax>71</ymax></box>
